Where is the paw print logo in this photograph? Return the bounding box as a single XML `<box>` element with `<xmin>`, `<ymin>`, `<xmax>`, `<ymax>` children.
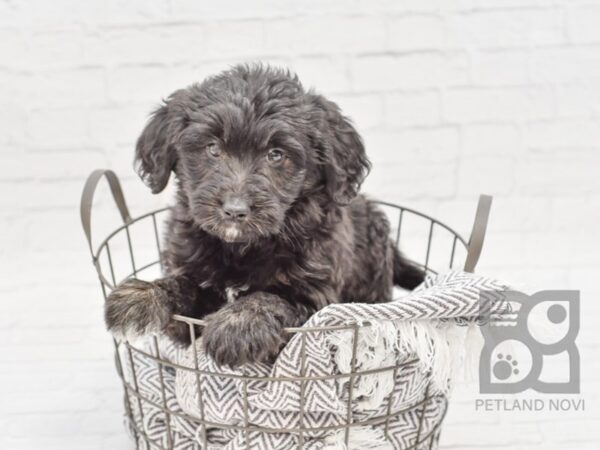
<box><xmin>493</xmin><ymin>354</ymin><xmax>519</xmax><ymax>380</ymax></box>
<box><xmin>479</xmin><ymin>290</ymin><xmax>580</xmax><ymax>394</ymax></box>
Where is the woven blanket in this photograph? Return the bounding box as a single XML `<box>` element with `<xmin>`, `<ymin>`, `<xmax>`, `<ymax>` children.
<box><xmin>121</xmin><ymin>271</ymin><xmax>509</xmax><ymax>449</ymax></box>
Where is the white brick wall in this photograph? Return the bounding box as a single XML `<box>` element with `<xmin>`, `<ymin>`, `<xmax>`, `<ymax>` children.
<box><xmin>1</xmin><ymin>1</ymin><xmax>599</xmax><ymax>448</ymax></box>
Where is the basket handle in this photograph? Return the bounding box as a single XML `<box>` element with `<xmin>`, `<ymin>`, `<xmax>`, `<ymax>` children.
<box><xmin>80</xmin><ymin>169</ymin><xmax>132</xmax><ymax>256</ymax></box>
<box><xmin>464</xmin><ymin>194</ymin><xmax>492</xmax><ymax>273</ymax></box>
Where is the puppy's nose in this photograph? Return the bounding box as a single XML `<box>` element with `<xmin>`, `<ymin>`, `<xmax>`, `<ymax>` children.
<box><xmin>222</xmin><ymin>197</ymin><xmax>250</xmax><ymax>221</ymax></box>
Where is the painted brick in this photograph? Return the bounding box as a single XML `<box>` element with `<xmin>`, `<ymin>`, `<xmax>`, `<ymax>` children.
<box><xmin>365</xmin><ymin>127</ymin><xmax>460</xmax><ymax>165</ymax></box>
<box><xmin>106</xmin><ymin>0</ymin><xmax>170</xmax><ymax>24</ymax></box>
<box><xmin>23</xmin><ymin>68</ymin><xmax>106</xmax><ymax>109</ymax></box>
<box><xmin>384</xmin><ymin>90</ymin><xmax>442</xmax><ymax>127</ymax></box>
<box><xmin>472</xmin><ymin>49</ymin><xmax>531</xmax><ymax>85</ymax></box>
<box><xmin>203</xmin><ymin>20</ymin><xmax>266</xmax><ymax>59</ymax></box>
<box><xmin>353</xmin><ymin>52</ymin><xmax>470</xmax><ymax>91</ymax></box>
<box><xmin>556</xmin><ymin>82</ymin><xmax>600</xmax><ymax>117</ymax></box>
<box><xmin>108</xmin><ymin>65</ymin><xmax>171</xmax><ymax>103</ymax></box>
<box><xmin>445</xmin><ymin>8</ymin><xmax>565</xmax><ymax>48</ymax></box>
<box><xmin>530</xmin><ymin>46</ymin><xmax>600</xmax><ymax>83</ymax></box>
<box><xmin>334</xmin><ymin>94</ymin><xmax>384</xmax><ymax>130</ymax></box>
<box><xmin>290</xmin><ymin>56</ymin><xmax>352</xmax><ymax>95</ymax></box>
<box><xmin>26</xmin><ymin>108</ymin><xmax>90</xmax><ymax>150</ymax></box>
<box><xmin>443</xmin><ymin>86</ymin><xmax>555</xmax><ymax>122</ymax></box>
<box><xmin>265</xmin><ymin>16</ymin><xmax>386</xmax><ymax>55</ymax></box>
<box><xmin>461</xmin><ymin>124</ymin><xmax>521</xmax><ymax>156</ymax></box>
<box><xmin>457</xmin><ymin>156</ymin><xmax>515</xmax><ymax>195</ymax></box>
<box><xmin>95</xmin><ymin>26</ymin><xmax>206</xmax><ymax>65</ymax></box>
<box><xmin>568</xmin><ymin>4</ymin><xmax>600</xmax><ymax>44</ymax></box>
<box><xmin>171</xmin><ymin>0</ymin><xmax>290</xmax><ymax>20</ymax></box>
<box><xmin>524</xmin><ymin>119</ymin><xmax>600</xmax><ymax>150</ymax></box>
<box><xmin>387</xmin><ymin>15</ymin><xmax>445</xmax><ymax>50</ymax></box>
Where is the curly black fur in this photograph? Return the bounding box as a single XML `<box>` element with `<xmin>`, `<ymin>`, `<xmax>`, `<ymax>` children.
<box><xmin>105</xmin><ymin>64</ymin><xmax>424</xmax><ymax>367</ymax></box>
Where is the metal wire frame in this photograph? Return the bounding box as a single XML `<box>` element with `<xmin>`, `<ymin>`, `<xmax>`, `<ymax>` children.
<box><xmin>81</xmin><ymin>170</ymin><xmax>490</xmax><ymax>450</ymax></box>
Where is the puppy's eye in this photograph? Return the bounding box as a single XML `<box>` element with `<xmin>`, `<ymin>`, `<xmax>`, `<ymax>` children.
<box><xmin>206</xmin><ymin>143</ymin><xmax>221</xmax><ymax>158</ymax></box>
<box><xmin>266</xmin><ymin>149</ymin><xmax>284</xmax><ymax>164</ymax></box>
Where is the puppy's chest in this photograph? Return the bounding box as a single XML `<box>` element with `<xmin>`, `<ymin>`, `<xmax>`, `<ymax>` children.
<box><xmin>189</xmin><ymin>241</ymin><xmax>322</xmax><ymax>302</ymax></box>
<box><xmin>223</xmin><ymin>284</ymin><xmax>250</xmax><ymax>303</ymax></box>
<box><xmin>204</xmin><ymin>260</ymin><xmax>295</xmax><ymax>303</ymax></box>
<box><xmin>206</xmin><ymin>276</ymin><xmax>282</xmax><ymax>303</ymax></box>
<box><xmin>197</xmin><ymin>257</ymin><xmax>279</xmax><ymax>302</ymax></box>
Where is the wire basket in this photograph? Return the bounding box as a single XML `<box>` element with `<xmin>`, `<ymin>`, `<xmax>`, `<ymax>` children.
<box><xmin>81</xmin><ymin>169</ymin><xmax>491</xmax><ymax>450</ymax></box>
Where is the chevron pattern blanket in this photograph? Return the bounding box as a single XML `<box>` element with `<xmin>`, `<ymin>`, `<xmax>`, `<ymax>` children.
<box><xmin>121</xmin><ymin>271</ymin><xmax>508</xmax><ymax>449</ymax></box>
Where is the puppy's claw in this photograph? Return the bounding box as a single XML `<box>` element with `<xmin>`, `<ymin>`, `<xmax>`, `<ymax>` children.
<box><xmin>105</xmin><ymin>279</ymin><xmax>171</xmax><ymax>342</ymax></box>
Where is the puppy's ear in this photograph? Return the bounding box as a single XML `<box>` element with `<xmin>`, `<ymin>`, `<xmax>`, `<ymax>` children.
<box><xmin>310</xmin><ymin>95</ymin><xmax>371</xmax><ymax>205</ymax></box>
<box><xmin>135</xmin><ymin>95</ymin><xmax>186</xmax><ymax>194</ymax></box>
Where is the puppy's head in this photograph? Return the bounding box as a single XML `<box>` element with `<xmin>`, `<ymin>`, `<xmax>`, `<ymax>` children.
<box><xmin>135</xmin><ymin>64</ymin><xmax>370</xmax><ymax>243</ymax></box>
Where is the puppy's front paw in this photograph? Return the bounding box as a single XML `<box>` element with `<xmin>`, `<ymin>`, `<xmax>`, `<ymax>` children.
<box><xmin>105</xmin><ymin>279</ymin><xmax>171</xmax><ymax>342</ymax></box>
<box><xmin>202</xmin><ymin>293</ymin><xmax>290</xmax><ymax>367</ymax></box>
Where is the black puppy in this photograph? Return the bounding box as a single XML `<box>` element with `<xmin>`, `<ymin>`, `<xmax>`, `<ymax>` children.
<box><xmin>105</xmin><ymin>64</ymin><xmax>424</xmax><ymax>367</ymax></box>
